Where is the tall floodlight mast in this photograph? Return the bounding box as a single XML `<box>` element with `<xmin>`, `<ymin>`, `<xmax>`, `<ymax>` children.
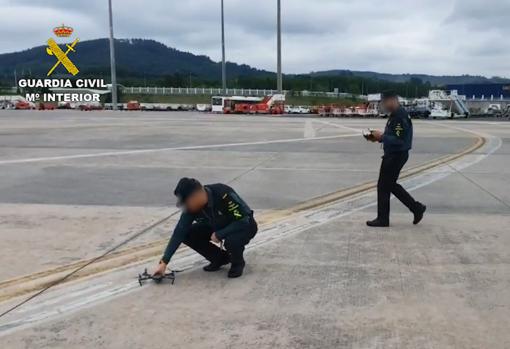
<box><xmin>221</xmin><ymin>0</ymin><xmax>227</xmax><ymax>94</ymax></box>
<box><xmin>277</xmin><ymin>0</ymin><xmax>282</xmax><ymax>93</ymax></box>
<box><xmin>108</xmin><ymin>0</ymin><xmax>118</xmax><ymax>110</ymax></box>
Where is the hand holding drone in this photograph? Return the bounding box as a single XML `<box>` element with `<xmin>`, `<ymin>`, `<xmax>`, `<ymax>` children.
<box><xmin>138</xmin><ymin>268</ymin><xmax>176</xmax><ymax>286</ymax></box>
<box><xmin>363</xmin><ymin>129</ymin><xmax>382</xmax><ymax>142</ymax></box>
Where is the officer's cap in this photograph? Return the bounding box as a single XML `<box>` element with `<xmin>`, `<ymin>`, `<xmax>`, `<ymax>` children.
<box><xmin>381</xmin><ymin>90</ymin><xmax>398</xmax><ymax>100</ymax></box>
<box><xmin>174</xmin><ymin>177</ymin><xmax>202</xmax><ymax>207</ymax></box>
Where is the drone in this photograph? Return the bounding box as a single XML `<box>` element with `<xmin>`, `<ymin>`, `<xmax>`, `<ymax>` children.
<box><xmin>138</xmin><ymin>268</ymin><xmax>176</xmax><ymax>286</ymax></box>
<box><xmin>362</xmin><ymin>129</ymin><xmax>377</xmax><ymax>141</ymax></box>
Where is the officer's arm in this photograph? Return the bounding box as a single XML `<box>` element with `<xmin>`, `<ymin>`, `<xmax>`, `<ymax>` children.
<box><xmin>381</xmin><ymin>118</ymin><xmax>406</xmax><ymax>146</ymax></box>
<box><xmin>161</xmin><ymin>212</ymin><xmax>194</xmax><ymax>264</ymax></box>
<box><xmin>215</xmin><ymin>191</ymin><xmax>252</xmax><ymax>240</ymax></box>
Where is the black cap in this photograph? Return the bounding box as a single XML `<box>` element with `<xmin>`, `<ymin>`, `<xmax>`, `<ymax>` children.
<box><xmin>174</xmin><ymin>178</ymin><xmax>202</xmax><ymax>207</ymax></box>
<box><xmin>381</xmin><ymin>90</ymin><xmax>398</xmax><ymax>99</ymax></box>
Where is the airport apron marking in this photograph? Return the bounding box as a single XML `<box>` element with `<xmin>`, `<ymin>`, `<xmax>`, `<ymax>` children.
<box><xmin>0</xmin><ymin>133</ymin><xmax>359</xmax><ymax>165</ymax></box>
<box><xmin>0</xmin><ymin>127</ymin><xmax>501</xmax><ymax>336</ymax></box>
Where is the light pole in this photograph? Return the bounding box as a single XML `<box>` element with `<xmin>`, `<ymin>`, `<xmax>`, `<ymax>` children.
<box><xmin>108</xmin><ymin>0</ymin><xmax>118</xmax><ymax>110</ymax></box>
<box><xmin>221</xmin><ymin>0</ymin><xmax>227</xmax><ymax>95</ymax></box>
<box><xmin>277</xmin><ymin>0</ymin><xmax>282</xmax><ymax>93</ymax></box>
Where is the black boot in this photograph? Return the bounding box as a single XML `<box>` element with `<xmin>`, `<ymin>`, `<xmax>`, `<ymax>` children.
<box><xmin>228</xmin><ymin>259</ymin><xmax>246</xmax><ymax>278</ymax></box>
<box><xmin>366</xmin><ymin>218</ymin><xmax>389</xmax><ymax>227</ymax></box>
<box><xmin>203</xmin><ymin>252</ymin><xmax>230</xmax><ymax>272</ymax></box>
<box><xmin>413</xmin><ymin>203</ymin><xmax>426</xmax><ymax>225</ymax></box>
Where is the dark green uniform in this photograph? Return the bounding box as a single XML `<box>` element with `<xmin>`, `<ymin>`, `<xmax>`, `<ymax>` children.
<box><xmin>377</xmin><ymin>107</ymin><xmax>420</xmax><ymax>223</ymax></box>
<box><xmin>162</xmin><ymin>183</ymin><xmax>257</xmax><ymax>265</ymax></box>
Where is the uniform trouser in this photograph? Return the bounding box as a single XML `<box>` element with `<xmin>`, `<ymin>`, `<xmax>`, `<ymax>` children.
<box><xmin>183</xmin><ymin>218</ymin><xmax>258</xmax><ymax>265</ymax></box>
<box><xmin>377</xmin><ymin>151</ymin><xmax>418</xmax><ymax>223</ymax></box>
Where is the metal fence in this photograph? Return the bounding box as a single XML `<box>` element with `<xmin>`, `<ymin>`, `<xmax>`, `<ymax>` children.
<box><xmin>121</xmin><ymin>86</ymin><xmax>359</xmax><ymax>99</ymax></box>
<box><xmin>122</xmin><ymin>86</ymin><xmax>280</xmax><ymax>96</ymax></box>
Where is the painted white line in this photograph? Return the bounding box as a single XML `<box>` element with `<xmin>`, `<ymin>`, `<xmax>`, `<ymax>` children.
<box><xmin>52</xmin><ymin>163</ymin><xmax>380</xmax><ymax>173</ymax></box>
<box><xmin>304</xmin><ymin>120</ymin><xmax>316</xmax><ymax>139</ymax></box>
<box><xmin>0</xmin><ymin>126</ymin><xmax>501</xmax><ymax>336</ymax></box>
<box><xmin>0</xmin><ymin>283</ymin><xmax>139</xmax><ymax>332</ymax></box>
<box><xmin>314</xmin><ymin>119</ymin><xmax>365</xmax><ymax>133</ymax></box>
<box><xmin>16</xmin><ymin>283</ymin><xmax>112</xmax><ymax>314</ymax></box>
<box><xmin>0</xmin><ymin>133</ymin><xmax>358</xmax><ymax>165</ymax></box>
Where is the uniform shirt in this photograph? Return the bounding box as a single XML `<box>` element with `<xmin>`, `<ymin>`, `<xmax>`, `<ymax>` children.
<box><xmin>381</xmin><ymin>106</ymin><xmax>413</xmax><ymax>154</ymax></box>
<box><xmin>161</xmin><ymin>183</ymin><xmax>253</xmax><ymax>264</ymax></box>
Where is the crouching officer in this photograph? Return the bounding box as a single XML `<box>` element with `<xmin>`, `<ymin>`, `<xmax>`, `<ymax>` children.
<box><xmin>153</xmin><ymin>178</ymin><xmax>257</xmax><ymax>278</ymax></box>
<box><xmin>366</xmin><ymin>91</ymin><xmax>426</xmax><ymax>227</ymax></box>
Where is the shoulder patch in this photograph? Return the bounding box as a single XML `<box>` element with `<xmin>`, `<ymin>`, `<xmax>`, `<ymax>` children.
<box><xmin>395</xmin><ymin>123</ymin><xmax>404</xmax><ymax>137</ymax></box>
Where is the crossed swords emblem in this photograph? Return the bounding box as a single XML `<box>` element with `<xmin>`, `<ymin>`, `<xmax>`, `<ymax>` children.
<box><xmin>46</xmin><ymin>38</ymin><xmax>80</xmax><ymax>76</ymax></box>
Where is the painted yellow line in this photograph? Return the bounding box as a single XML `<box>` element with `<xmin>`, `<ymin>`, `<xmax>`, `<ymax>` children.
<box><xmin>0</xmin><ymin>132</ymin><xmax>485</xmax><ymax>303</ymax></box>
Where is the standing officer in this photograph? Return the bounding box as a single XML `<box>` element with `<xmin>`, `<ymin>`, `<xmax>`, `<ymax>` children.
<box><xmin>366</xmin><ymin>91</ymin><xmax>426</xmax><ymax>227</ymax></box>
<box><xmin>153</xmin><ymin>178</ymin><xmax>257</xmax><ymax>278</ymax></box>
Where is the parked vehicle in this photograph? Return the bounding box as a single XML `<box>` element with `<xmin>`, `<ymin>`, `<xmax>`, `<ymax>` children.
<box><xmin>127</xmin><ymin>100</ymin><xmax>141</xmax><ymax>111</ymax></box>
<box><xmin>485</xmin><ymin>104</ymin><xmax>502</xmax><ymax>115</ymax></box>
<box><xmin>285</xmin><ymin>105</ymin><xmax>310</xmax><ymax>114</ymax></box>
<box><xmin>429</xmin><ymin>102</ymin><xmax>451</xmax><ymax>119</ymax></box>
<box><xmin>211</xmin><ymin>96</ymin><xmax>262</xmax><ymax>113</ymax></box>
<box><xmin>196</xmin><ymin>104</ymin><xmax>212</xmax><ymax>112</ymax></box>
<box><xmin>0</xmin><ymin>101</ymin><xmax>14</xmax><ymax>109</ymax></box>
<box><xmin>58</xmin><ymin>102</ymin><xmax>76</xmax><ymax>109</ymax></box>
<box><xmin>79</xmin><ymin>103</ymin><xmax>103</xmax><ymax>111</ymax></box>
<box><xmin>496</xmin><ymin>105</ymin><xmax>510</xmax><ymax>118</ymax></box>
<box><xmin>233</xmin><ymin>94</ymin><xmax>285</xmax><ymax>115</ymax></box>
<box><xmin>15</xmin><ymin>101</ymin><xmax>35</xmax><ymax>110</ymax></box>
<box><xmin>38</xmin><ymin>103</ymin><xmax>56</xmax><ymax>110</ymax></box>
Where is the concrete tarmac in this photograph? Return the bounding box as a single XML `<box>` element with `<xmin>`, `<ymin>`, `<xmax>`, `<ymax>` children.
<box><xmin>0</xmin><ymin>111</ymin><xmax>508</xmax><ymax>348</ymax></box>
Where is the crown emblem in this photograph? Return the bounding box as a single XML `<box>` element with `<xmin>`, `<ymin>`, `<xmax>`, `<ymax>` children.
<box><xmin>53</xmin><ymin>24</ymin><xmax>73</xmax><ymax>38</ymax></box>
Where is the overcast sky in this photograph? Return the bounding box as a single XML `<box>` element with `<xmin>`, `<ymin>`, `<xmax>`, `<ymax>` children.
<box><xmin>1</xmin><ymin>0</ymin><xmax>509</xmax><ymax>77</ymax></box>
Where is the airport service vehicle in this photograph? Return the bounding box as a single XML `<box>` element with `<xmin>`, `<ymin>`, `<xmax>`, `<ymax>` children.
<box><xmin>485</xmin><ymin>104</ymin><xmax>502</xmax><ymax>115</ymax></box>
<box><xmin>503</xmin><ymin>106</ymin><xmax>510</xmax><ymax>118</ymax></box>
<box><xmin>79</xmin><ymin>103</ymin><xmax>103</xmax><ymax>111</ymax></box>
<box><xmin>429</xmin><ymin>90</ymin><xmax>469</xmax><ymax>118</ymax></box>
<box><xmin>57</xmin><ymin>102</ymin><xmax>77</xmax><ymax>109</ymax></box>
<box><xmin>409</xmin><ymin>91</ymin><xmax>469</xmax><ymax>119</ymax></box>
<box><xmin>318</xmin><ymin>103</ymin><xmax>378</xmax><ymax>117</ymax></box>
<box><xmin>211</xmin><ymin>95</ymin><xmax>285</xmax><ymax>114</ymax></box>
<box><xmin>38</xmin><ymin>103</ymin><xmax>56</xmax><ymax>110</ymax></box>
<box><xmin>318</xmin><ymin>105</ymin><xmax>332</xmax><ymax>117</ymax></box>
<box><xmin>354</xmin><ymin>103</ymin><xmax>379</xmax><ymax>117</ymax></box>
<box><xmin>429</xmin><ymin>102</ymin><xmax>451</xmax><ymax>119</ymax></box>
<box><xmin>333</xmin><ymin>106</ymin><xmax>346</xmax><ymax>117</ymax></box>
<box><xmin>407</xmin><ymin>104</ymin><xmax>431</xmax><ymax>119</ymax></box>
<box><xmin>235</xmin><ymin>94</ymin><xmax>285</xmax><ymax>114</ymax></box>
<box><xmin>15</xmin><ymin>101</ymin><xmax>35</xmax><ymax>110</ymax></box>
<box><xmin>211</xmin><ymin>96</ymin><xmax>263</xmax><ymax>113</ymax></box>
<box><xmin>286</xmin><ymin>105</ymin><xmax>311</xmax><ymax>114</ymax></box>
<box><xmin>196</xmin><ymin>104</ymin><xmax>212</xmax><ymax>112</ymax></box>
<box><xmin>127</xmin><ymin>100</ymin><xmax>141</xmax><ymax>111</ymax></box>
<box><xmin>0</xmin><ymin>101</ymin><xmax>14</xmax><ymax>109</ymax></box>
<box><xmin>318</xmin><ymin>105</ymin><xmax>341</xmax><ymax>117</ymax></box>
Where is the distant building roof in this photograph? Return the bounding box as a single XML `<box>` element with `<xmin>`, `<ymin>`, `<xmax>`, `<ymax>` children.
<box><xmin>446</xmin><ymin>83</ymin><xmax>510</xmax><ymax>99</ymax></box>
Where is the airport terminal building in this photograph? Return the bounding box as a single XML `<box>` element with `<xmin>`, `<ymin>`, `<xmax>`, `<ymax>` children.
<box><xmin>447</xmin><ymin>83</ymin><xmax>510</xmax><ymax>100</ymax></box>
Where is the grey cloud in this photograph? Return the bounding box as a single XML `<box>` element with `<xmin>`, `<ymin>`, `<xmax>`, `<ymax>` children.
<box><xmin>0</xmin><ymin>0</ymin><xmax>508</xmax><ymax>77</ymax></box>
<box><xmin>447</xmin><ymin>0</ymin><xmax>510</xmax><ymax>32</ymax></box>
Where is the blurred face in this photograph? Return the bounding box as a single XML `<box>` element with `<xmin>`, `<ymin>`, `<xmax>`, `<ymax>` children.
<box><xmin>382</xmin><ymin>97</ymin><xmax>399</xmax><ymax>113</ymax></box>
<box><xmin>184</xmin><ymin>188</ymin><xmax>208</xmax><ymax>213</ymax></box>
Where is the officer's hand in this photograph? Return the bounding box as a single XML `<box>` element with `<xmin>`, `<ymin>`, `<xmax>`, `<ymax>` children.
<box><xmin>211</xmin><ymin>232</ymin><xmax>220</xmax><ymax>244</ymax></box>
<box><xmin>372</xmin><ymin>130</ymin><xmax>383</xmax><ymax>142</ymax></box>
<box><xmin>153</xmin><ymin>261</ymin><xmax>167</xmax><ymax>277</ymax></box>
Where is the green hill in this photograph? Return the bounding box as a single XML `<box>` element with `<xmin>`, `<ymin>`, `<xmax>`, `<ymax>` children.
<box><xmin>0</xmin><ymin>38</ymin><xmax>270</xmax><ymax>82</ymax></box>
